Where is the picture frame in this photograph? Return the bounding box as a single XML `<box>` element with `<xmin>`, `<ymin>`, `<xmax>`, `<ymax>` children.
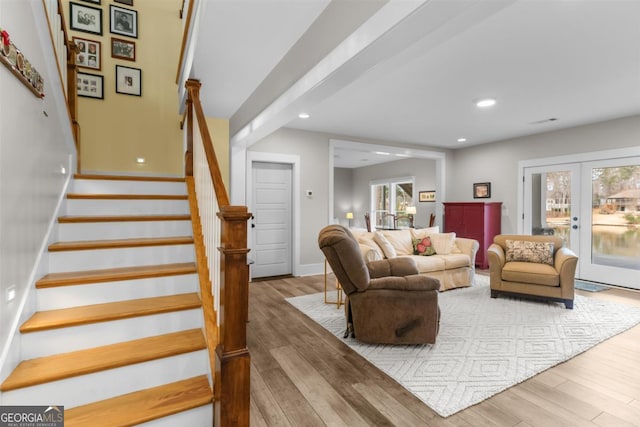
<box><xmin>77</xmin><ymin>71</ymin><xmax>103</xmax><ymax>99</ymax></box>
<box><xmin>80</xmin><ymin>0</ymin><xmax>101</xmax><ymax>4</ymax></box>
<box><xmin>114</xmin><ymin>0</ymin><xmax>133</xmax><ymax>5</ymax></box>
<box><xmin>419</xmin><ymin>190</ymin><xmax>436</xmax><ymax>203</ymax></box>
<box><xmin>111</xmin><ymin>37</ymin><xmax>135</xmax><ymax>61</ymax></box>
<box><xmin>115</xmin><ymin>65</ymin><xmax>141</xmax><ymax>96</ymax></box>
<box><xmin>70</xmin><ymin>2</ymin><xmax>103</xmax><ymax>36</ymax></box>
<box><xmin>473</xmin><ymin>182</ymin><xmax>491</xmax><ymax>199</ymax></box>
<box><xmin>73</xmin><ymin>37</ymin><xmax>101</xmax><ymax>70</ymax></box>
<box><xmin>110</xmin><ymin>5</ymin><xmax>138</xmax><ymax>38</ymax></box>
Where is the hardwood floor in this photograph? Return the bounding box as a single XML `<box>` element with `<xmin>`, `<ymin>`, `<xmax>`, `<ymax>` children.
<box><xmin>248</xmin><ymin>273</ymin><xmax>640</xmax><ymax>426</ymax></box>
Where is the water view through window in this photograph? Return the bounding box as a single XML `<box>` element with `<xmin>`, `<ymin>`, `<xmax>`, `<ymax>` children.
<box><xmin>540</xmin><ymin>166</ymin><xmax>640</xmax><ymax>271</ymax></box>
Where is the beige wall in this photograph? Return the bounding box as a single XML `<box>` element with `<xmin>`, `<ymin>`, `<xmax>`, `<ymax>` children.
<box><xmin>63</xmin><ymin>0</ymin><xmax>184</xmax><ymax>175</ymax></box>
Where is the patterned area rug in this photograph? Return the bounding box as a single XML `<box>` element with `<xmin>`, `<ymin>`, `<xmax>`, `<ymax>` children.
<box><xmin>286</xmin><ymin>275</ymin><xmax>640</xmax><ymax>417</ymax></box>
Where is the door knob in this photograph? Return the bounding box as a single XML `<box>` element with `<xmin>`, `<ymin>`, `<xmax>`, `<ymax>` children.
<box><xmin>572</xmin><ymin>225</ymin><xmax>578</xmax><ymax>229</ymax></box>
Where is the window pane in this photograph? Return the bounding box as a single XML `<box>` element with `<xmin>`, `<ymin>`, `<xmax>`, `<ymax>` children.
<box><xmin>591</xmin><ymin>165</ymin><xmax>640</xmax><ymax>270</ymax></box>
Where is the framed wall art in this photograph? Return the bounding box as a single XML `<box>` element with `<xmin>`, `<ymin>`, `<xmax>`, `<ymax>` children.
<box><xmin>115</xmin><ymin>65</ymin><xmax>141</xmax><ymax>96</ymax></box>
<box><xmin>70</xmin><ymin>2</ymin><xmax>102</xmax><ymax>35</ymax></box>
<box><xmin>111</xmin><ymin>37</ymin><xmax>135</xmax><ymax>61</ymax></box>
<box><xmin>73</xmin><ymin>37</ymin><xmax>101</xmax><ymax>70</ymax></box>
<box><xmin>473</xmin><ymin>182</ymin><xmax>491</xmax><ymax>199</ymax></box>
<box><xmin>114</xmin><ymin>0</ymin><xmax>134</xmax><ymax>5</ymax></box>
<box><xmin>110</xmin><ymin>5</ymin><xmax>138</xmax><ymax>38</ymax></box>
<box><xmin>419</xmin><ymin>190</ymin><xmax>436</xmax><ymax>202</ymax></box>
<box><xmin>77</xmin><ymin>71</ymin><xmax>103</xmax><ymax>99</ymax></box>
<box><xmin>80</xmin><ymin>0</ymin><xmax>101</xmax><ymax>4</ymax></box>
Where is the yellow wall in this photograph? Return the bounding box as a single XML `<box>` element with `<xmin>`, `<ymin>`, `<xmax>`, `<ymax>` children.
<box><xmin>206</xmin><ymin>117</ymin><xmax>230</xmax><ymax>191</ymax></box>
<box><xmin>64</xmin><ymin>0</ymin><xmax>184</xmax><ymax>175</ymax></box>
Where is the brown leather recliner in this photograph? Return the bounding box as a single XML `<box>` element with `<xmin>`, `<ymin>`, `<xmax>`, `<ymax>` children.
<box><xmin>318</xmin><ymin>225</ymin><xmax>440</xmax><ymax>344</ymax></box>
<box><xmin>488</xmin><ymin>234</ymin><xmax>578</xmax><ymax>309</ymax></box>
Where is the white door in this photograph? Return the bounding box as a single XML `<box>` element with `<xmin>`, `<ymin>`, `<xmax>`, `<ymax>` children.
<box><xmin>524</xmin><ymin>158</ymin><xmax>640</xmax><ymax>289</ymax></box>
<box><xmin>578</xmin><ymin>157</ymin><xmax>640</xmax><ymax>289</ymax></box>
<box><xmin>250</xmin><ymin>162</ymin><xmax>292</xmax><ymax>278</ymax></box>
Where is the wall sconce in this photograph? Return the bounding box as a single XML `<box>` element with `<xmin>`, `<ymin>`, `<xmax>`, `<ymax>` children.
<box><xmin>346</xmin><ymin>212</ymin><xmax>354</xmax><ymax>227</ymax></box>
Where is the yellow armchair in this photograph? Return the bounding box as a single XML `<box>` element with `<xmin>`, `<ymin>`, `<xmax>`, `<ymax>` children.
<box><xmin>488</xmin><ymin>234</ymin><xmax>578</xmax><ymax>309</ymax></box>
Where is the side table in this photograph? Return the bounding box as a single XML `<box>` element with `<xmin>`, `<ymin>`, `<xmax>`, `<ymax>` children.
<box><xmin>324</xmin><ymin>259</ymin><xmax>343</xmax><ymax>308</ymax></box>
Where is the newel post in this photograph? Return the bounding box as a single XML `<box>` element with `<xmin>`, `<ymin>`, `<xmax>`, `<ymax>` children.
<box><xmin>184</xmin><ymin>79</ymin><xmax>199</xmax><ymax>177</ymax></box>
<box><xmin>215</xmin><ymin>205</ymin><xmax>251</xmax><ymax>426</ymax></box>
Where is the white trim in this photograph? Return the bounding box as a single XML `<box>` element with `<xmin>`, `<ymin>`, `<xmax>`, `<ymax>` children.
<box><xmin>329</xmin><ymin>139</ymin><xmax>447</xmax><ymax>228</ymax></box>
<box><xmin>246</xmin><ymin>152</ymin><xmax>300</xmax><ymax>278</ymax></box>
<box><xmin>296</xmin><ymin>263</ymin><xmax>324</xmax><ymax>277</ymax></box>
<box><xmin>177</xmin><ymin>0</ymin><xmax>206</xmax><ymax>113</ymax></box>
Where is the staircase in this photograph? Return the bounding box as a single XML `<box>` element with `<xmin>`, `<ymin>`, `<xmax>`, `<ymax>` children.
<box><xmin>0</xmin><ymin>175</ymin><xmax>213</xmax><ymax>426</ymax></box>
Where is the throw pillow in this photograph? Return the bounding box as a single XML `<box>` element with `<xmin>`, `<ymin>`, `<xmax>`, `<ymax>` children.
<box><xmin>380</xmin><ymin>229</ymin><xmax>413</xmax><ymax>255</ymax></box>
<box><xmin>413</xmin><ymin>237</ymin><xmax>436</xmax><ymax>256</ymax></box>
<box><xmin>428</xmin><ymin>232</ymin><xmax>457</xmax><ymax>255</ymax></box>
<box><xmin>411</xmin><ymin>226</ymin><xmax>440</xmax><ymax>240</ymax></box>
<box><xmin>505</xmin><ymin>240</ymin><xmax>554</xmax><ymax>265</ymax></box>
<box><xmin>358</xmin><ymin>237</ymin><xmax>384</xmax><ymax>260</ymax></box>
<box><xmin>374</xmin><ymin>232</ymin><xmax>397</xmax><ymax>258</ymax></box>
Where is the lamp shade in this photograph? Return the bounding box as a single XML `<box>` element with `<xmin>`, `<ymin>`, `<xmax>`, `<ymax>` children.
<box><xmin>406</xmin><ymin>206</ymin><xmax>417</xmax><ymax>215</ymax></box>
<box><xmin>346</xmin><ymin>212</ymin><xmax>354</xmax><ymax>219</ymax></box>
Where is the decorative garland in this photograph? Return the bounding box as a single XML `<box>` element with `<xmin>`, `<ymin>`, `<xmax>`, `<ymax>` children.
<box><xmin>0</xmin><ymin>26</ymin><xmax>45</xmax><ymax>97</ymax></box>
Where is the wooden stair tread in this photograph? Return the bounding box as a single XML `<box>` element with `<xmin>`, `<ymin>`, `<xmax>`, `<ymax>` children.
<box><xmin>58</xmin><ymin>214</ymin><xmax>191</xmax><ymax>223</ymax></box>
<box><xmin>20</xmin><ymin>293</ymin><xmax>202</xmax><ymax>332</ymax></box>
<box><xmin>0</xmin><ymin>329</ymin><xmax>205</xmax><ymax>391</ymax></box>
<box><xmin>74</xmin><ymin>174</ymin><xmax>185</xmax><ymax>182</ymax></box>
<box><xmin>48</xmin><ymin>236</ymin><xmax>194</xmax><ymax>251</ymax></box>
<box><xmin>67</xmin><ymin>193</ymin><xmax>188</xmax><ymax>200</ymax></box>
<box><xmin>36</xmin><ymin>263</ymin><xmax>197</xmax><ymax>288</ymax></box>
<box><xmin>64</xmin><ymin>376</ymin><xmax>212</xmax><ymax>427</ymax></box>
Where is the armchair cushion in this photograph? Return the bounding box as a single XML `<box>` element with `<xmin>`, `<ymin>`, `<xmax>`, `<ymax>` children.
<box><xmin>502</xmin><ymin>262</ymin><xmax>559</xmax><ymax>286</ymax></box>
<box><xmin>505</xmin><ymin>239</ymin><xmax>554</xmax><ymax>265</ymax></box>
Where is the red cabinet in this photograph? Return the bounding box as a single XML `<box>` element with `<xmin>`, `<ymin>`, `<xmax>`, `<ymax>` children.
<box><xmin>443</xmin><ymin>202</ymin><xmax>502</xmax><ymax>269</ymax></box>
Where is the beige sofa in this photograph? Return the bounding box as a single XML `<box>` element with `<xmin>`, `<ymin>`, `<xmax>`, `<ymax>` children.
<box><xmin>350</xmin><ymin>227</ymin><xmax>479</xmax><ymax>291</ymax></box>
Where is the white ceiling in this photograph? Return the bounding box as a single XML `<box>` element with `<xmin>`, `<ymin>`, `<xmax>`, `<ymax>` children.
<box><xmin>191</xmin><ymin>0</ymin><xmax>640</xmax><ymax>168</ymax></box>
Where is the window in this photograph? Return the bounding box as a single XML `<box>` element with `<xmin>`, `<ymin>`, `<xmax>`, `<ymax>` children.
<box><xmin>370</xmin><ymin>177</ymin><xmax>414</xmax><ymax>228</ymax></box>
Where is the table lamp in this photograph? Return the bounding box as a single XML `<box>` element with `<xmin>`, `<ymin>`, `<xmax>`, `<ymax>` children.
<box><xmin>346</xmin><ymin>212</ymin><xmax>354</xmax><ymax>227</ymax></box>
<box><xmin>406</xmin><ymin>206</ymin><xmax>416</xmax><ymax>227</ymax></box>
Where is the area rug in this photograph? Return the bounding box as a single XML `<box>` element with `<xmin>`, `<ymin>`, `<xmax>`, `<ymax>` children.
<box><xmin>286</xmin><ymin>275</ymin><xmax>640</xmax><ymax>417</ymax></box>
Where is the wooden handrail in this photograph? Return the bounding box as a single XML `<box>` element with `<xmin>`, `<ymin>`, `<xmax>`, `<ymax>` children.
<box><xmin>42</xmin><ymin>0</ymin><xmax>80</xmax><ymax>168</ymax></box>
<box><xmin>185</xmin><ymin>79</ymin><xmax>229</xmax><ymax>207</ymax></box>
<box><xmin>183</xmin><ymin>78</ymin><xmax>251</xmax><ymax>426</ymax></box>
<box><xmin>176</xmin><ymin>0</ymin><xmax>194</xmax><ymax>84</ymax></box>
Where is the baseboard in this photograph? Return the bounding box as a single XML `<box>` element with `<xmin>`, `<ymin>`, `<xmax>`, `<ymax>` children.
<box><xmin>295</xmin><ymin>262</ymin><xmax>324</xmax><ymax>277</ymax></box>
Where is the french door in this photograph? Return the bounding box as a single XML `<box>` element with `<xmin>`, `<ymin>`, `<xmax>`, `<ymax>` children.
<box><xmin>523</xmin><ymin>157</ymin><xmax>640</xmax><ymax>289</ymax></box>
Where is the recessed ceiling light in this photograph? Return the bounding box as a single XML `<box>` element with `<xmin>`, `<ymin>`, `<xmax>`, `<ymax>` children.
<box><xmin>298</xmin><ymin>113</ymin><xmax>310</xmax><ymax>119</ymax></box>
<box><xmin>374</xmin><ymin>151</ymin><xmax>390</xmax><ymax>156</ymax></box>
<box><xmin>476</xmin><ymin>98</ymin><xmax>496</xmax><ymax>108</ymax></box>
<box><xmin>136</xmin><ymin>157</ymin><xmax>145</xmax><ymax>164</ymax></box>
<box><xmin>457</xmin><ymin>138</ymin><xmax>467</xmax><ymax>143</ymax></box>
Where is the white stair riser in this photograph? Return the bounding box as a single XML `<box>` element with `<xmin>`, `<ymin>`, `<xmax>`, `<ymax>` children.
<box><xmin>37</xmin><ymin>274</ymin><xmax>199</xmax><ymax>310</ymax></box>
<box><xmin>21</xmin><ymin>309</ymin><xmax>204</xmax><ymax>359</ymax></box>
<box><xmin>1</xmin><ymin>350</ymin><xmax>209</xmax><ymax>408</ymax></box>
<box><xmin>57</xmin><ymin>220</ymin><xmax>192</xmax><ymax>241</ymax></box>
<box><xmin>48</xmin><ymin>245</ymin><xmax>195</xmax><ymax>272</ymax></box>
<box><xmin>72</xmin><ymin>180</ymin><xmax>187</xmax><ymax>195</ymax></box>
<box><xmin>137</xmin><ymin>405</ymin><xmax>212</xmax><ymax>427</ymax></box>
<box><xmin>65</xmin><ymin>199</ymin><xmax>189</xmax><ymax>216</ymax></box>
